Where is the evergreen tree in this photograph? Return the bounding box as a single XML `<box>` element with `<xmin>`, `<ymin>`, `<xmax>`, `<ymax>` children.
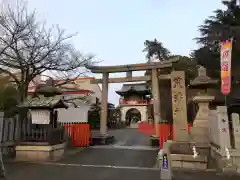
<box><xmin>193</xmin><ymin>0</ymin><xmax>240</xmax><ymax>79</ymax></box>
<box><xmin>143</xmin><ymin>39</ymin><xmax>170</xmax><ymax>61</ymax></box>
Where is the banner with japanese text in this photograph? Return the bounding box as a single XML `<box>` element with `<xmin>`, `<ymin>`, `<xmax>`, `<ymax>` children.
<box><xmin>220</xmin><ymin>40</ymin><xmax>232</xmax><ymax>95</ymax></box>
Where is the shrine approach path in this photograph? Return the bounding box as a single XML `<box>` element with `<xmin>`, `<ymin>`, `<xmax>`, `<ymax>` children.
<box><xmin>4</xmin><ymin>128</ymin><xmax>240</xmax><ymax>180</ymax></box>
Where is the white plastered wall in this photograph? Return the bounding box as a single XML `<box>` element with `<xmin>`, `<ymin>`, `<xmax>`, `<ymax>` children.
<box><xmin>120</xmin><ymin>105</ymin><xmax>147</xmax><ymax>122</ymax></box>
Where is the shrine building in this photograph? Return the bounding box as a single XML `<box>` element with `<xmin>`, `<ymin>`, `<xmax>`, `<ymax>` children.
<box><xmin>116</xmin><ymin>83</ymin><xmax>152</xmax><ymax>125</ymax></box>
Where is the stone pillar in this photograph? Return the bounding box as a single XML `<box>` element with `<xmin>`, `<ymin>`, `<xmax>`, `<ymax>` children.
<box><xmin>151</xmin><ymin>68</ymin><xmax>161</xmax><ymax>136</ymax></box>
<box><xmin>217</xmin><ymin>106</ymin><xmax>231</xmax><ymax>151</ymax></box>
<box><xmin>209</xmin><ymin>107</ymin><xmax>231</xmax><ymax>154</ymax></box>
<box><xmin>171</xmin><ymin>71</ymin><xmax>188</xmax><ymax>141</ymax></box>
<box><xmin>232</xmin><ymin>113</ymin><xmax>240</xmax><ymax>149</ymax></box>
<box><xmin>100</xmin><ymin>72</ymin><xmax>109</xmax><ymax>136</ymax></box>
<box><xmin>190</xmin><ymin>95</ymin><xmax>214</xmax><ymax>144</ymax></box>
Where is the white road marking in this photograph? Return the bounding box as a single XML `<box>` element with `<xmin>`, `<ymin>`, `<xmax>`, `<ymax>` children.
<box><xmin>113</xmin><ymin>145</ymin><xmax>159</xmax><ymax>150</ymax></box>
<box><xmin>29</xmin><ymin>162</ymin><xmax>160</xmax><ymax>171</ymax></box>
<box><xmin>89</xmin><ymin>145</ymin><xmax>159</xmax><ymax>151</ymax></box>
<box><xmin>113</xmin><ymin>141</ymin><xmax>126</xmax><ymax>146</ymax></box>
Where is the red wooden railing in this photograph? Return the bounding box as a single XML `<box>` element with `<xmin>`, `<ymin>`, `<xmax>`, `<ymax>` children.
<box><xmin>138</xmin><ymin>122</ymin><xmax>193</xmax><ymax>149</ymax></box>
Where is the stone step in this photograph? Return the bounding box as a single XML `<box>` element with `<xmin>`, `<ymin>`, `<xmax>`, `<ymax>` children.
<box><xmin>170</xmin><ymin>142</ymin><xmax>210</xmax><ymax>156</ymax></box>
<box><xmin>170</xmin><ymin>142</ymin><xmax>194</xmax><ymax>154</ymax></box>
<box><xmin>171</xmin><ymin>154</ymin><xmax>208</xmax><ymax>170</ymax></box>
<box><xmin>129</xmin><ymin>123</ymin><xmax>139</xmax><ymax>128</ymax></box>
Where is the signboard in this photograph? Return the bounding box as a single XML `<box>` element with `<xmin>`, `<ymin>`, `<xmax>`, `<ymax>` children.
<box><xmin>220</xmin><ymin>40</ymin><xmax>232</xmax><ymax>95</ymax></box>
<box><xmin>162</xmin><ymin>154</ymin><xmax>168</xmax><ymax>170</ymax></box>
<box><xmin>58</xmin><ymin>106</ymin><xmax>90</xmax><ymax>123</ymax></box>
<box><xmin>30</xmin><ymin>110</ymin><xmax>50</xmax><ymax>124</ymax></box>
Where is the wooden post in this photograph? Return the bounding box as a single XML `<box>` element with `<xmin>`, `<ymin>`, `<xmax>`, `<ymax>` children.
<box><xmin>126</xmin><ymin>71</ymin><xmax>132</xmax><ymax>77</ymax></box>
<box><xmin>100</xmin><ymin>72</ymin><xmax>109</xmax><ymax>136</ymax></box>
<box><xmin>0</xmin><ymin>112</ymin><xmax>4</xmax><ymax>143</ymax></box>
<box><xmin>0</xmin><ymin>112</ymin><xmax>5</xmax><ymax>178</ymax></box>
<box><xmin>151</xmin><ymin>68</ymin><xmax>161</xmax><ymax>137</ymax></box>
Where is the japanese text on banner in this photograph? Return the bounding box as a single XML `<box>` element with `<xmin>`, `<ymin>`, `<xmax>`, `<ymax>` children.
<box><xmin>220</xmin><ymin>40</ymin><xmax>232</xmax><ymax>95</ymax></box>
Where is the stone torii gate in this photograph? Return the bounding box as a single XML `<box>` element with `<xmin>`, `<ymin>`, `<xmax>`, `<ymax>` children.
<box><xmin>85</xmin><ymin>58</ymin><xmax>188</xmax><ymax>143</ymax></box>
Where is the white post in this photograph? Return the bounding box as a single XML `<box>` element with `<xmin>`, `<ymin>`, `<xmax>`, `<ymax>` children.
<box><xmin>160</xmin><ymin>140</ymin><xmax>173</xmax><ymax>180</ymax></box>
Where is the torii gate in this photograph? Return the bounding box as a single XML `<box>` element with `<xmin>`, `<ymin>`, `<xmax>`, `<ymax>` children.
<box><xmin>85</xmin><ymin>57</ymin><xmax>188</xmax><ymax>142</ymax></box>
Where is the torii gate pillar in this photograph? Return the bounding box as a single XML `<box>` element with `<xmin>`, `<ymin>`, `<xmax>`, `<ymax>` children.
<box><xmin>100</xmin><ymin>72</ymin><xmax>109</xmax><ymax>136</ymax></box>
<box><xmin>151</xmin><ymin>68</ymin><xmax>161</xmax><ymax>137</ymax></box>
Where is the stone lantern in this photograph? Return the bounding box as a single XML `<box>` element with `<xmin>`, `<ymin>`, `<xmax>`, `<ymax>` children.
<box><xmin>189</xmin><ymin>66</ymin><xmax>218</xmax><ymax>145</ymax></box>
<box><xmin>16</xmin><ymin>78</ymin><xmax>69</xmax><ymax>162</ymax></box>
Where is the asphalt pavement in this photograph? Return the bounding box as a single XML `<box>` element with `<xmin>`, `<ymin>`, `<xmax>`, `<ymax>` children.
<box><xmin>3</xmin><ymin>128</ymin><xmax>240</xmax><ymax>180</ymax></box>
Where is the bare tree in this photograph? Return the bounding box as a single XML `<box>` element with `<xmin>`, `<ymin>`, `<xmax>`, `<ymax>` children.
<box><xmin>0</xmin><ymin>0</ymin><xmax>94</xmax><ymax>103</ymax></box>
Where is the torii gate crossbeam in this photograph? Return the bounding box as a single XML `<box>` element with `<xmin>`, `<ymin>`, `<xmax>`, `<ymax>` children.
<box><xmin>85</xmin><ymin>57</ymin><xmax>181</xmax><ymax>144</ymax></box>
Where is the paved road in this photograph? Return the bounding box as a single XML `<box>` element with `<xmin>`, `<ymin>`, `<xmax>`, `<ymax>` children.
<box><xmin>5</xmin><ymin>162</ymin><xmax>160</xmax><ymax>180</ymax></box>
<box><xmin>107</xmin><ymin>128</ymin><xmax>151</xmax><ymax>146</ymax></box>
<box><xmin>4</xmin><ymin>128</ymin><xmax>160</xmax><ymax>180</ymax></box>
<box><xmin>3</xmin><ymin>128</ymin><xmax>240</xmax><ymax>180</ymax></box>
<box><xmin>5</xmin><ymin>162</ymin><xmax>240</xmax><ymax>180</ymax></box>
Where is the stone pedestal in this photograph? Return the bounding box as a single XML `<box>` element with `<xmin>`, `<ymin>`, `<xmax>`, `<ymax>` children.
<box><xmin>208</xmin><ymin>110</ymin><xmax>240</xmax><ymax>173</ymax></box>
<box><xmin>190</xmin><ymin>95</ymin><xmax>214</xmax><ymax>145</ymax></box>
<box><xmin>210</xmin><ymin>146</ymin><xmax>240</xmax><ymax>172</ymax></box>
<box><xmin>91</xmin><ymin>135</ymin><xmax>115</xmax><ymax>145</ymax></box>
<box><xmin>15</xmin><ymin>143</ymin><xmax>65</xmax><ymax>161</ymax></box>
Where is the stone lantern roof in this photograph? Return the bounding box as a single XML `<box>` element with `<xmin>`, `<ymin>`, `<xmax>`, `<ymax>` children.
<box><xmin>35</xmin><ymin>86</ymin><xmax>62</xmax><ymax>96</ymax></box>
<box><xmin>189</xmin><ymin>66</ymin><xmax>218</xmax><ymax>89</ymax></box>
<box><xmin>19</xmin><ymin>77</ymin><xmax>68</xmax><ymax>109</ymax></box>
<box><xmin>20</xmin><ymin>96</ymin><xmax>69</xmax><ymax>109</ymax></box>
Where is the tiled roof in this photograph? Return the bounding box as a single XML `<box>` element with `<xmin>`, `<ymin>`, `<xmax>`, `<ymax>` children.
<box><xmin>19</xmin><ymin>96</ymin><xmax>68</xmax><ymax>108</ymax></box>
<box><xmin>117</xmin><ymin>83</ymin><xmax>149</xmax><ymax>92</ymax></box>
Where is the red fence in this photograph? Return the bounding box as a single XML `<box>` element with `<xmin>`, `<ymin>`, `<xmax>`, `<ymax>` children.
<box><xmin>62</xmin><ymin>121</ymin><xmax>192</xmax><ymax>148</ymax></box>
<box><xmin>63</xmin><ymin>123</ymin><xmax>91</xmax><ymax>147</ymax></box>
<box><xmin>138</xmin><ymin>122</ymin><xmax>193</xmax><ymax>148</ymax></box>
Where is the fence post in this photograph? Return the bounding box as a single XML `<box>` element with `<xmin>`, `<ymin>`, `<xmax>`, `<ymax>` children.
<box><xmin>0</xmin><ymin>112</ymin><xmax>5</xmax><ymax>178</ymax></box>
<box><xmin>0</xmin><ymin>112</ymin><xmax>3</xmax><ymax>144</ymax></box>
<box><xmin>15</xmin><ymin>115</ymin><xmax>21</xmax><ymax>142</ymax></box>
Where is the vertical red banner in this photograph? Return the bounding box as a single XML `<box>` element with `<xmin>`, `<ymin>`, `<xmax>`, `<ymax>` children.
<box><xmin>220</xmin><ymin>40</ymin><xmax>232</xmax><ymax>95</ymax></box>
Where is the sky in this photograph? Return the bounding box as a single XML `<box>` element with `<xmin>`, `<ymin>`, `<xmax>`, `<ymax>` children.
<box><xmin>22</xmin><ymin>0</ymin><xmax>225</xmax><ymax>105</ymax></box>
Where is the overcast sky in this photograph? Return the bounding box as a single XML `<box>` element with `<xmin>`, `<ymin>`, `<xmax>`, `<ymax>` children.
<box><xmin>6</xmin><ymin>0</ymin><xmax>225</xmax><ymax>105</ymax></box>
